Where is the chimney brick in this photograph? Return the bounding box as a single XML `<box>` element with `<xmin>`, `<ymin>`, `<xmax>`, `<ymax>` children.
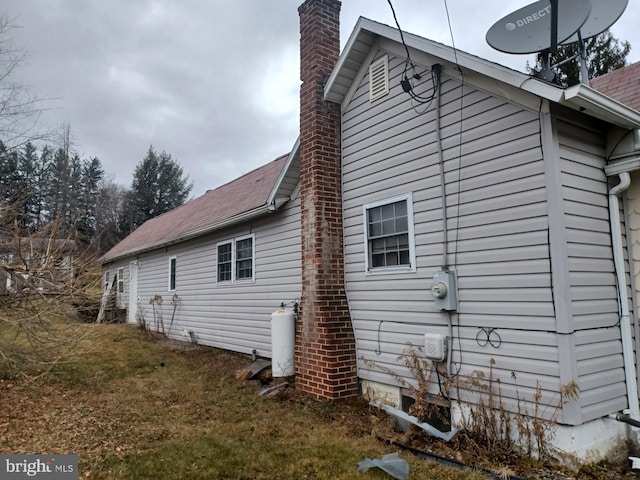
<box><xmin>296</xmin><ymin>0</ymin><xmax>358</xmax><ymax>402</ymax></box>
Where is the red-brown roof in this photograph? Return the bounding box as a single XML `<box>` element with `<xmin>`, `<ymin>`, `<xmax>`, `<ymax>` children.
<box><xmin>102</xmin><ymin>154</ymin><xmax>289</xmax><ymax>262</ymax></box>
<box><xmin>591</xmin><ymin>61</ymin><xmax>640</xmax><ymax>112</ymax></box>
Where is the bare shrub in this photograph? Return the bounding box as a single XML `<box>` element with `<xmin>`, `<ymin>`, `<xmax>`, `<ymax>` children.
<box><xmin>0</xmin><ymin>217</ymin><xmax>102</xmax><ymax>378</ymax></box>
<box><xmin>363</xmin><ymin>345</ymin><xmax>580</xmax><ymax>466</ymax></box>
<box><xmin>361</xmin><ymin>344</ymin><xmax>445</xmax><ymax>424</ymax></box>
<box><xmin>455</xmin><ymin>359</ymin><xmax>579</xmax><ymax>463</ymax></box>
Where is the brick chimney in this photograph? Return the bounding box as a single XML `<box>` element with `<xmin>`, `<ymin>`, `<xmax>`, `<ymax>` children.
<box><xmin>296</xmin><ymin>0</ymin><xmax>358</xmax><ymax>401</ymax></box>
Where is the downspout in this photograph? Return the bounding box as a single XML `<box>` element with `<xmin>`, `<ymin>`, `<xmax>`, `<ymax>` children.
<box><xmin>608</xmin><ymin>171</ymin><xmax>640</xmax><ymax>424</ymax></box>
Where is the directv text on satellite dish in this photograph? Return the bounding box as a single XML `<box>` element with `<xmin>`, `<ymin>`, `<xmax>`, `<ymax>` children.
<box><xmin>505</xmin><ymin>5</ymin><xmax>552</xmax><ymax>31</ymax></box>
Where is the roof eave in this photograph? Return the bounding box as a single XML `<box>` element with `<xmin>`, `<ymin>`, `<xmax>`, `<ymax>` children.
<box><xmin>562</xmin><ymin>84</ymin><xmax>640</xmax><ymax>129</ymax></box>
<box><xmin>100</xmin><ymin>204</ymin><xmax>271</xmax><ymax>265</ymax></box>
<box><xmin>325</xmin><ymin>18</ymin><xmax>640</xmax><ymax>130</ymax></box>
<box><xmin>267</xmin><ymin>137</ymin><xmax>300</xmax><ymax>208</ymax></box>
<box><xmin>326</xmin><ymin>17</ymin><xmax>548</xmax><ymax>104</ymax></box>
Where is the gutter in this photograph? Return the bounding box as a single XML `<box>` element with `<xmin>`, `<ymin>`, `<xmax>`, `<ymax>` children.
<box><xmin>563</xmin><ymin>84</ymin><xmax>640</xmax><ymax>129</ymax></box>
<box><xmin>101</xmin><ymin>204</ymin><xmax>272</xmax><ymax>264</ymax></box>
<box><xmin>608</xmin><ymin>172</ymin><xmax>640</xmax><ymax>426</ymax></box>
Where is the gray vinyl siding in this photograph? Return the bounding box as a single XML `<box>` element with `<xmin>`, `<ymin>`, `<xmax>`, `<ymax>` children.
<box><xmin>107</xmin><ymin>195</ymin><xmax>301</xmax><ymax>358</ymax></box>
<box><xmin>555</xmin><ymin>115</ymin><xmax>629</xmax><ymax>421</ymax></box>
<box><xmin>343</xmin><ymin>51</ymin><xmax>564</xmax><ymax>416</ymax></box>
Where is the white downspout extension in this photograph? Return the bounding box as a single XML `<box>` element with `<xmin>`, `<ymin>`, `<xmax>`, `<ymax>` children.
<box><xmin>609</xmin><ymin>171</ymin><xmax>640</xmax><ymax>424</ymax></box>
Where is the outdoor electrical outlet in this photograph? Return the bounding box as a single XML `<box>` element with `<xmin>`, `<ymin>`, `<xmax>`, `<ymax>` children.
<box><xmin>424</xmin><ymin>333</ymin><xmax>447</xmax><ymax>362</ymax></box>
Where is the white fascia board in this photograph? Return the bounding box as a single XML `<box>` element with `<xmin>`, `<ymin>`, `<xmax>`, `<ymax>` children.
<box><xmin>267</xmin><ymin>137</ymin><xmax>300</xmax><ymax>209</ymax></box>
<box><xmin>101</xmin><ymin>205</ymin><xmax>271</xmax><ymax>264</ymax></box>
<box><xmin>327</xmin><ymin>17</ymin><xmax>640</xmax><ymax>130</ymax></box>
<box><xmin>326</xmin><ymin>18</ymin><xmax>555</xmax><ymax>105</ymax></box>
<box><xmin>325</xmin><ymin>17</ymin><xmax>371</xmax><ymax>104</ymax></box>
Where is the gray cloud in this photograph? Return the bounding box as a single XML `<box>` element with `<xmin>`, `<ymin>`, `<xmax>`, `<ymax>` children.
<box><xmin>5</xmin><ymin>0</ymin><xmax>639</xmax><ymax>196</ymax></box>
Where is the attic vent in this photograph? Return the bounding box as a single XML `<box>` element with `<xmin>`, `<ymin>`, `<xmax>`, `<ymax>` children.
<box><xmin>369</xmin><ymin>55</ymin><xmax>389</xmax><ymax>102</ymax></box>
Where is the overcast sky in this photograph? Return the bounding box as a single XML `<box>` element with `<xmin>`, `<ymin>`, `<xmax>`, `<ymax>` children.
<box><xmin>5</xmin><ymin>0</ymin><xmax>640</xmax><ymax>197</ymax></box>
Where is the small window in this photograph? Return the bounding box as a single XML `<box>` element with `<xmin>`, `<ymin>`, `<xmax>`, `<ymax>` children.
<box><xmin>364</xmin><ymin>194</ymin><xmax>416</xmax><ymax>273</ymax></box>
<box><xmin>117</xmin><ymin>267</ymin><xmax>124</xmax><ymax>293</ymax></box>
<box><xmin>235</xmin><ymin>237</ymin><xmax>254</xmax><ymax>281</ymax></box>
<box><xmin>168</xmin><ymin>257</ymin><xmax>177</xmax><ymax>291</ymax></box>
<box><xmin>369</xmin><ymin>55</ymin><xmax>389</xmax><ymax>102</ymax></box>
<box><xmin>217</xmin><ymin>242</ymin><xmax>232</xmax><ymax>282</ymax></box>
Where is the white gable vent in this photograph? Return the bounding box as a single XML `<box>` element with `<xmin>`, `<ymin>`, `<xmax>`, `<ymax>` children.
<box><xmin>369</xmin><ymin>55</ymin><xmax>389</xmax><ymax>102</ymax></box>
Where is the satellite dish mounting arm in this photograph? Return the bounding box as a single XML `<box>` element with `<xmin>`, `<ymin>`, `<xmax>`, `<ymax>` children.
<box><xmin>577</xmin><ymin>30</ymin><xmax>590</xmax><ymax>86</ymax></box>
<box><xmin>550</xmin><ymin>0</ymin><xmax>558</xmax><ymax>54</ymax></box>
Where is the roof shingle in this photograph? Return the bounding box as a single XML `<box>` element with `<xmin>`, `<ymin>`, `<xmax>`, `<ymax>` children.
<box><xmin>102</xmin><ymin>154</ymin><xmax>288</xmax><ymax>262</ymax></box>
<box><xmin>591</xmin><ymin>61</ymin><xmax>640</xmax><ymax>112</ymax></box>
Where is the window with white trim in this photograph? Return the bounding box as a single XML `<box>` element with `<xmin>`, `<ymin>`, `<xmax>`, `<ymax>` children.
<box><xmin>363</xmin><ymin>194</ymin><xmax>416</xmax><ymax>273</ymax></box>
<box><xmin>168</xmin><ymin>256</ymin><xmax>177</xmax><ymax>291</ymax></box>
<box><xmin>117</xmin><ymin>267</ymin><xmax>124</xmax><ymax>293</ymax></box>
<box><xmin>216</xmin><ymin>234</ymin><xmax>255</xmax><ymax>284</ymax></box>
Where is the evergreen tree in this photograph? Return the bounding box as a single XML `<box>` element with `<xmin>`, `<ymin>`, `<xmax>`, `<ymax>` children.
<box><xmin>0</xmin><ymin>141</ymin><xmax>19</xmax><ymax>231</ymax></box>
<box><xmin>76</xmin><ymin>157</ymin><xmax>104</xmax><ymax>242</ymax></box>
<box><xmin>0</xmin><ymin>141</ymin><xmax>19</xmax><ymax>205</ymax></box>
<box><xmin>32</xmin><ymin>145</ymin><xmax>53</xmax><ymax>230</ymax></box>
<box><xmin>16</xmin><ymin>142</ymin><xmax>40</xmax><ymax>231</ymax></box>
<box><xmin>46</xmin><ymin>147</ymin><xmax>70</xmax><ymax>224</ymax></box>
<box><xmin>530</xmin><ymin>30</ymin><xmax>631</xmax><ymax>86</ymax></box>
<box><xmin>121</xmin><ymin>146</ymin><xmax>192</xmax><ymax>234</ymax></box>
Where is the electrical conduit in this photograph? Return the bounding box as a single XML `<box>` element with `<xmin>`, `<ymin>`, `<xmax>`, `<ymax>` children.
<box><xmin>433</xmin><ymin>64</ymin><xmax>455</xmax><ymax>377</ymax></box>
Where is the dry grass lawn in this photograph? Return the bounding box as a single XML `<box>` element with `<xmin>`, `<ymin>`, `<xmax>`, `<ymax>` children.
<box><xmin>0</xmin><ymin>322</ymin><xmax>635</xmax><ymax>479</ymax></box>
<box><xmin>0</xmin><ymin>323</ymin><xmax>488</xmax><ymax>479</ymax></box>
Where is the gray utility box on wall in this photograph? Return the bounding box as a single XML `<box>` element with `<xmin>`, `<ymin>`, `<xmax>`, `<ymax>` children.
<box><xmin>431</xmin><ymin>270</ymin><xmax>458</xmax><ymax>311</ymax></box>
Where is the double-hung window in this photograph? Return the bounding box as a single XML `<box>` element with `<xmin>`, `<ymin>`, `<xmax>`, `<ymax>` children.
<box><xmin>216</xmin><ymin>234</ymin><xmax>255</xmax><ymax>284</ymax></box>
<box><xmin>363</xmin><ymin>194</ymin><xmax>416</xmax><ymax>273</ymax></box>
<box><xmin>235</xmin><ymin>237</ymin><xmax>254</xmax><ymax>280</ymax></box>
<box><xmin>217</xmin><ymin>243</ymin><xmax>232</xmax><ymax>282</ymax></box>
<box><xmin>168</xmin><ymin>257</ymin><xmax>177</xmax><ymax>291</ymax></box>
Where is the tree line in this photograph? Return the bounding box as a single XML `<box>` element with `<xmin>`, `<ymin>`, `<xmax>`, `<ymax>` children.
<box><xmin>0</xmin><ymin>136</ymin><xmax>192</xmax><ymax>253</ymax></box>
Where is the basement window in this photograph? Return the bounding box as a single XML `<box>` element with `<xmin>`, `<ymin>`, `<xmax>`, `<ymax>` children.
<box><xmin>369</xmin><ymin>55</ymin><xmax>389</xmax><ymax>102</ymax></box>
<box><xmin>363</xmin><ymin>193</ymin><xmax>416</xmax><ymax>274</ymax></box>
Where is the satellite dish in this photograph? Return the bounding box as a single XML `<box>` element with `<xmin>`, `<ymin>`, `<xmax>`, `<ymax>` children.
<box><xmin>561</xmin><ymin>0</ymin><xmax>628</xmax><ymax>44</ymax></box>
<box><xmin>486</xmin><ymin>0</ymin><xmax>591</xmax><ymax>54</ymax></box>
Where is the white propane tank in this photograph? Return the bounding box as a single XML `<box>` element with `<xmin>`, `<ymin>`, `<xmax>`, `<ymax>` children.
<box><xmin>271</xmin><ymin>306</ymin><xmax>296</xmax><ymax>377</ymax></box>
